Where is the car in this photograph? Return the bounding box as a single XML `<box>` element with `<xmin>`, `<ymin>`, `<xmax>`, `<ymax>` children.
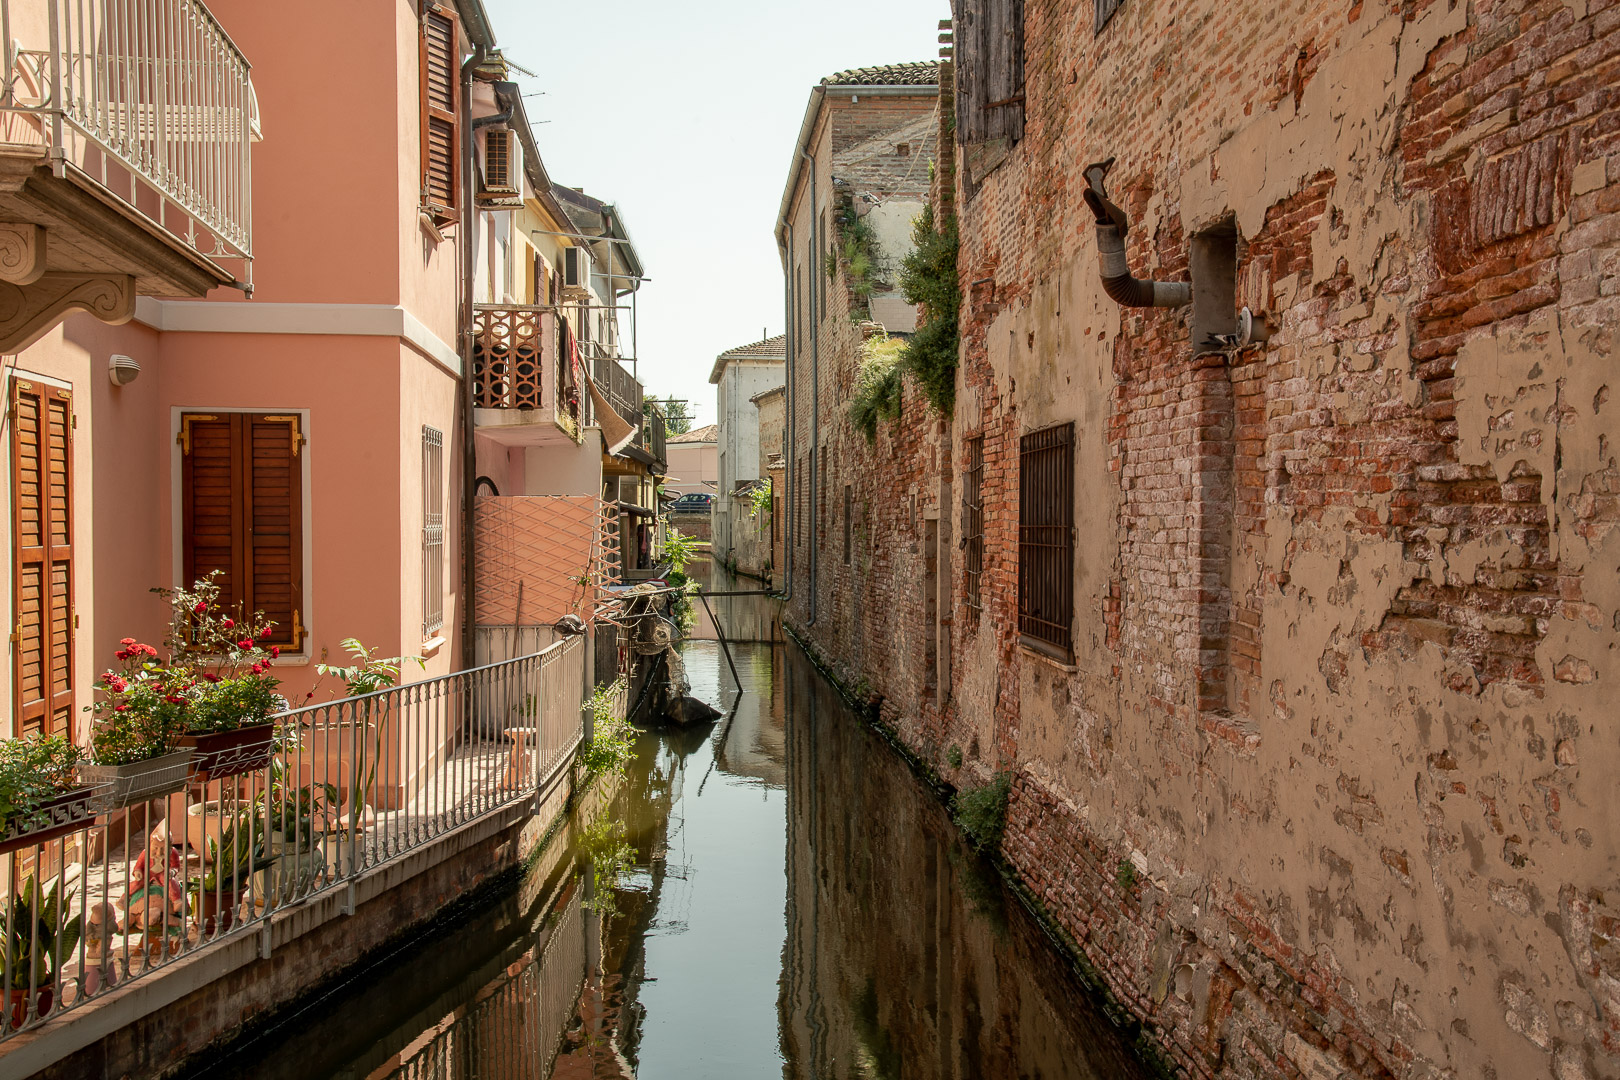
<box><xmin>668</xmin><ymin>492</ymin><xmax>714</xmax><ymax>512</ymax></box>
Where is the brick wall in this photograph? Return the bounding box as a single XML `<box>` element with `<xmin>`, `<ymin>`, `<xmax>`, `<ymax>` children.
<box><xmin>783</xmin><ymin>3</ymin><xmax>1620</xmax><ymax>1078</ymax></box>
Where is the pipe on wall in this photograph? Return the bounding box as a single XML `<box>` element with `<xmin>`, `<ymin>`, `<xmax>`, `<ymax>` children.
<box><xmin>802</xmin><ymin>149</ymin><xmax>819</xmax><ymax>625</ymax></box>
<box><xmin>1082</xmin><ymin>159</ymin><xmax>1190</xmax><ymax>309</ymax></box>
<box><xmin>779</xmin><ymin>217</ymin><xmax>794</xmax><ymax>604</ymax></box>
<box><xmin>458</xmin><ymin>42</ymin><xmax>489</xmax><ymax>670</ymax></box>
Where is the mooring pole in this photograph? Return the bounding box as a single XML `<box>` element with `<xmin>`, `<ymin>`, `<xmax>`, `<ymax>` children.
<box><xmin>697</xmin><ymin>590</ymin><xmax>742</xmax><ymax>692</ymax></box>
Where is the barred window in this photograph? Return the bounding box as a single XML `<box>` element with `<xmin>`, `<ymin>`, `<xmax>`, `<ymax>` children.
<box><xmin>1018</xmin><ymin>423</ymin><xmax>1074</xmax><ymax>659</ymax></box>
<box><xmin>1095</xmin><ymin>0</ymin><xmax>1123</xmax><ymax>32</ymax></box>
<box><xmin>964</xmin><ymin>436</ymin><xmax>985</xmax><ymax>612</ymax></box>
<box><xmin>422</xmin><ymin>426</ymin><xmax>445</xmax><ymax>640</ymax></box>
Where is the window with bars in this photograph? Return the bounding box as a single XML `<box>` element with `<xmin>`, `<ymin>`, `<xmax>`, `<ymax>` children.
<box><xmin>422</xmin><ymin>427</ymin><xmax>445</xmax><ymax>640</ymax></box>
<box><xmin>1095</xmin><ymin>0</ymin><xmax>1123</xmax><ymax>32</ymax></box>
<box><xmin>963</xmin><ymin>436</ymin><xmax>985</xmax><ymax>613</ymax></box>
<box><xmin>1018</xmin><ymin>423</ymin><xmax>1074</xmax><ymax>659</ymax></box>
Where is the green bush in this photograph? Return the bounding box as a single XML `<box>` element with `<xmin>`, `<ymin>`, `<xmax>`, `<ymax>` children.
<box><xmin>849</xmin><ymin>333</ymin><xmax>906</xmax><ymax>443</ymax></box>
<box><xmin>0</xmin><ymin>734</ymin><xmax>82</xmax><ymax>834</ymax></box>
<box><xmin>946</xmin><ymin>744</ymin><xmax>963</xmax><ymax>770</ymax></box>
<box><xmin>950</xmin><ymin>771</ymin><xmax>1011</xmax><ymax>854</ymax></box>
<box><xmin>581</xmin><ymin>680</ymin><xmax>634</xmax><ymax>776</ymax></box>
<box><xmin>898</xmin><ymin>204</ymin><xmax>960</xmax><ymax>416</ymax></box>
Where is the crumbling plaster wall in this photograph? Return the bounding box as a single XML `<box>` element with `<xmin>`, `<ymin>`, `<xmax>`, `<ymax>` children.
<box><xmin>945</xmin><ymin>0</ymin><xmax>1619</xmax><ymax>1078</ymax></box>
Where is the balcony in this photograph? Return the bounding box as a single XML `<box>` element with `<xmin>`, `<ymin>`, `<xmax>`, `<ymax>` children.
<box><xmin>585</xmin><ymin>344</ymin><xmax>664</xmax><ymax>467</ymax></box>
<box><xmin>0</xmin><ymin>0</ymin><xmax>256</xmax><ymax>350</ymax></box>
<box><xmin>472</xmin><ymin>305</ymin><xmax>584</xmax><ymax>445</ymax></box>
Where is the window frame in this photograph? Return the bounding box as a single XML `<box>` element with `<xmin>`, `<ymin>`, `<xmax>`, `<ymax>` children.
<box><xmin>1018</xmin><ymin>422</ymin><xmax>1074</xmax><ymax>660</ymax></box>
<box><xmin>10</xmin><ymin>376</ymin><xmax>75</xmax><ymax>738</ymax></box>
<box><xmin>419</xmin><ymin>3</ymin><xmax>460</xmax><ymax>224</ymax></box>
<box><xmin>963</xmin><ymin>435</ymin><xmax>985</xmax><ymax>614</ymax></box>
<box><xmin>421</xmin><ymin>426</ymin><xmax>445</xmax><ymax>642</ymax></box>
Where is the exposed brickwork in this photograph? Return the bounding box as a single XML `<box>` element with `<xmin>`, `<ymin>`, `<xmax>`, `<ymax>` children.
<box><xmin>782</xmin><ymin>2</ymin><xmax>1620</xmax><ymax>1078</ymax></box>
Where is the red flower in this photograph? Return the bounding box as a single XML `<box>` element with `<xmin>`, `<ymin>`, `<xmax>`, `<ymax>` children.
<box><xmin>202</xmin><ymin>673</ymin><xmax>221</xmax><ymax>683</ymax></box>
<box><xmin>115</xmin><ymin>703</ymin><xmax>129</xmax><ymax>712</ymax></box>
<box><xmin>106</xmin><ymin>675</ymin><xmax>127</xmax><ymax>693</ymax></box>
<box><xmin>270</xmin><ymin>646</ymin><xmax>280</xmax><ymax>659</ymax></box>
<box><xmin>115</xmin><ymin>649</ymin><xmax>130</xmax><ymax>661</ymax></box>
<box><xmin>222</xmin><ymin>618</ymin><xmax>234</xmax><ymax>629</ymax></box>
<box><xmin>251</xmin><ymin>662</ymin><xmax>265</xmax><ymax>675</ymax></box>
<box><xmin>119</xmin><ymin>637</ymin><xmax>137</xmax><ymax>647</ymax></box>
<box><xmin>164</xmin><ymin>694</ymin><xmax>186</xmax><ymax>705</ymax></box>
<box><xmin>238</xmin><ymin>638</ymin><xmax>254</xmax><ymax>650</ymax></box>
<box><xmin>193</xmin><ymin>600</ymin><xmax>207</xmax><ymax>614</ymax></box>
<box><xmin>304</xmin><ymin>691</ymin><xmax>315</xmax><ymax>701</ymax></box>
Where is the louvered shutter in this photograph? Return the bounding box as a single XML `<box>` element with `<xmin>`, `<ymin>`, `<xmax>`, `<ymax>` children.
<box><xmin>956</xmin><ymin>0</ymin><xmax>1026</xmax><ymax>144</ymax></box>
<box><xmin>11</xmin><ymin>379</ymin><xmax>74</xmax><ymax>737</ymax></box>
<box><xmin>181</xmin><ymin>413</ymin><xmax>304</xmax><ymax>650</ymax></box>
<box><xmin>421</xmin><ymin>6</ymin><xmax>459</xmax><ymax>221</ymax></box>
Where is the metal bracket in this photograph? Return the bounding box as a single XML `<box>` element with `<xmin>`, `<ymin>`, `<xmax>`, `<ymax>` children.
<box><xmin>341</xmin><ymin>881</ymin><xmax>356</xmax><ymax>916</ymax></box>
<box><xmin>259</xmin><ymin>922</ymin><xmax>273</xmax><ymax>959</ymax></box>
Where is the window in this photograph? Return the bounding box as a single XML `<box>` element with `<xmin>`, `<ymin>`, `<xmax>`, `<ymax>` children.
<box><xmin>964</xmin><ymin>436</ymin><xmax>984</xmax><ymax>612</ymax></box>
<box><xmin>1018</xmin><ymin>423</ymin><xmax>1073</xmax><ymax>659</ymax></box>
<box><xmin>420</xmin><ymin>5</ymin><xmax>459</xmax><ymax>223</ymax></box>
<box><xmin>843</xmin><ymin>485</ymin><xmax>852</xmax><ymax>564</ymax></box>
<box><xmin>11</xmin><ymin>378</ymin><xmax>74</xmax><ymax>737</ymax></box>
<box><xmin>819</xmin><ymin>211</ymin><xmax>828</xmax><ymax>320</ymax></box>
<box><xmin>1095</xmin><ymin>0</ymin><xmax>1123</xmax><ymax>32</ymax></box>
<box><xmin>180</xmin><ymin>413</ymin><xmax>305</xmax><ymax>650</ymax></box>
<box><xmin>422</xmin><ymin>427</ymin><xmax>445</xmax><ymax>641</ymax></box>
<box><xmin>957</xmin><ymin>0</ymin><xmax>1025</xmax><ymax>145</ymax></box>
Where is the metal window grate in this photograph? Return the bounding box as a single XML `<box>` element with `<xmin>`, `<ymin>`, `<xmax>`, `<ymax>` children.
<box><xmin>1018</xmin><ymin>423</ymin><xmax>1074</xmax><ymax>657</ymax></box>
<box><xmin>422</xmin><ymin>427</ymin><xmax>445</xmax><ymax>640</ymax></box>
<box><xmin>1095</xmin><ymin>0</ymin><xmax>1123</xmax><ymax>32</ymax></box>
<box><xmin>964</xmin><ymin>436</ymin><xmax>984</xmax><ymax>612</ymax></box>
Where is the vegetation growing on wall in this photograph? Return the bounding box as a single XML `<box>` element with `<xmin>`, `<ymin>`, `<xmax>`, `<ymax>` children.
<box><xmin>849</xmin><ymin>333</ymin><xmax>906</xmax><ymax>443</ymax></box>
<box><xmin>897</xmin><ymin>202</ymin><xmax>959</xmax><ymax>416</ymax></box>
<box><xmin>829</xmin><ymin>191</ymin><xmax>883</xmax><ymax>315</ymax></box>
<box><xmin>950</xmin><ymin>771</ymin><xmax>1011</xmax><ymax>854</ymax></box>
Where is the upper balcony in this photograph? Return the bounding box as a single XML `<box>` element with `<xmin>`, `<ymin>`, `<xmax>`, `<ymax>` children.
<box><xmin>583</xmin><ymin>341</ymin><xmax>664</xmax><ymax>468</ymax></box>
<box><xmin>0</xmin><ymin>0</ymin><xmax>256</xmax><ymax>350</ymax></box>
<box><xmin>472</xmin><ymin>304</ymin><xmax>584</xmax><ymax>445</ymax></box>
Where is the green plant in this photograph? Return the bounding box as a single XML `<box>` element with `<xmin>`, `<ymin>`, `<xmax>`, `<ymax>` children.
<box><xmin>897</xmin><ymin>203</ymin><xmax>960</xmax><ymax>415</ymax></box>
<box><xmin>849</xmin><ymin>333</ymin><xmax>906</xmax><ymax>443</ymax></box>
<box><xmin>658</xmin><ymin>526</ymin><xmax>699</xmax><ymax>575</ymax></box>
<box><xmin>581</xmin><ymin>680</ymin><xmax>634</xmax><ymax>776</ymax></box>
<box><xmin>86</xmin><ymin>641</ymin><xmax>192</xmax><ymax>765</ymax></box>
<box><xmin>946</xmin><ymin>744</ymin><xmax>963</xmax><ymax>770</ymax></box>
<box><xmin>830</xmin><ymin>192</ymin><xmax>884</xmax><ymax>312</ymax></box>
<box><xmin>950</xmin><ymin>771</ymin><xmax>1011</xmax><ymax>854</ymax></box>
<box><xmin>316</xmin><ymin>638</ymin><xmax>424</xmax><ymax>832</ymax></box>
<box><xmin>579</xmin><ymin>816</ymin><xmax>635</xmax><ymax>918</ymax></box>
<box><xmin>155</xmin><ymin>572</ymin><xmax>282</xmax><ymax>734</ymax></box>
<box><xmin>743</xmin><ymin>482</ymin><xmax>773</xmax><ymax>521</ymax></box>
<box><xmin>2</xmin><ymin>874</ymin><xmax>80</xmax><ymax>991</ymax></box>
<box><xmin>0</xmin><ymin>735</ymin><xmax>82</xmax><ymax>835</ymax></box>
<box><xmin>1116</xmin><ymin>858</ymin><xmax>1138</xmax><ymax>892</ymax></box>
<box><xmin>193</xmin><ymin>808</ymin><xmax>275</xmax><ymax>896</ymax></box>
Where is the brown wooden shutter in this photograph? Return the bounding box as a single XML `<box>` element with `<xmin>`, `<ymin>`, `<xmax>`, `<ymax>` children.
<box><xmin>11</xmin><ymin>379</ymin><xmax>74</xmax><ymax>737</ymax></box>
<box><xmin>957</xmin><ymin>0</ymin><xmax>1026</xmax><ymax>145</ymax></box>
<box><xmin>421</xmin><ymin>6</ymin><xmax>459</xmax><ymax>222</ymax></box>
<box><xmin>180</xmin><ymin>413</ymin><xmax>304</xmax><ymax>650</ymax></box>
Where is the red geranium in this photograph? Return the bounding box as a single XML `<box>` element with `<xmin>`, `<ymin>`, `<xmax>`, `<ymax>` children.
<box><xmin>237</xmin><ymin>638</ymin><xmax>254</xmax><ymax>650</ymax></box>
<box><xmin>193</xmin><ymin>600</ymin><xmax>207</xmax><ymax>614</ymax></box>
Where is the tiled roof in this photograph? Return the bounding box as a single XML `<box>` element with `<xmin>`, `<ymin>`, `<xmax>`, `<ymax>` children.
<box><xmin>710</xmin><ymin>334</ymin><xmax>786</xmax><ymax>384</ymax></box>
<box><xmin>821</xmin><ymin>62</ymin><xmax>939</xmax><ymax>87</ymax></box>
<box><xmin>668</xmin><ymin>424</ymin><xmax>718</xmax><ymax>444</ymax></box>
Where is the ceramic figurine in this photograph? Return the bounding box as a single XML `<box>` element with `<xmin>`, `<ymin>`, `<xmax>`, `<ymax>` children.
<box><xmin>80</xmin><ymin>901</ymin><xmax>122</xmax><ymax>994</ymax></box>
<box><xmin>123</xmin><ymin>820</ymin><xmax>186</xmax><ymax>958</ymax></box>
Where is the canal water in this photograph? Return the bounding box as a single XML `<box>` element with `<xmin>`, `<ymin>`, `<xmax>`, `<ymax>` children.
<box><xmin>208</xmin><ymin>557</ymin><xmax>1151</xmax><ymax>1080</ymax></box>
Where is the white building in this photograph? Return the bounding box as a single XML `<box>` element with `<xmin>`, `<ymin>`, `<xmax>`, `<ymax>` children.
<box><xmin>709</xmin><ymin>335</ymin><xmax>786</xmax><ymax>572</ymax></box>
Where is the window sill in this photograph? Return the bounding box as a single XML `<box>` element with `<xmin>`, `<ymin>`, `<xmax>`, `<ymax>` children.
<box><xmin>1018</xmin><ymin>638</ymin><xmax>1077</xmax><ymax>673</ymax></box>
<box><xmin>420</xmin><ymin>635</ymin><xmax>446</xmax><ymax>659</ymax></box>
<box><xmin>269</xmin><ymin>653</ymin><xmax>311</xmax><ymax>668</ymax></box>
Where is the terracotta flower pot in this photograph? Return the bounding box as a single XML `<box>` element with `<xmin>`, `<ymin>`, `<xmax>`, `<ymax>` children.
<box><xmin>191</xmin><ymin>886</ymin><xmax>243</xmax><ymax>936</ymax></box>
<box><xmin>5</xmin><ymin>985</ymin><xmax>53</xmax><ymax>1029</ymax></box>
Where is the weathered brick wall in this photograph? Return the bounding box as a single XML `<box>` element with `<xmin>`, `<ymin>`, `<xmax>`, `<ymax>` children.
<box><xmin>785</xmin><ymin>3</ymin><xmax>1620</xmax><ymax>1078</ymax></box>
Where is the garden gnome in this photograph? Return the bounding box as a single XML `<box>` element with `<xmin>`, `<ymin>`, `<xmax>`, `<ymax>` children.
<box><xmin>123</xmin><ymin>820</ymin><xmax>186</xmax><ymax>958</ymax></box>
<box><xmin>81</xmin><ymin>901</ymin><xmax>122</xmax><ymax>994</ymax></box>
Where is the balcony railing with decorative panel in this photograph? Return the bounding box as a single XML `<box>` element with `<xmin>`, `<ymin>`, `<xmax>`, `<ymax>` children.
<box><xmin>472</xmin><ymin>305</ymin><xmax>584</xmax><ymax>438</ymax></box>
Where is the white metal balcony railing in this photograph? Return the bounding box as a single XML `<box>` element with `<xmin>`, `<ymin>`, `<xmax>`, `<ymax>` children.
<box><xmin>0</xmin><ymin>0</ymin><xmax>255</xmax><ymax>276</ymax></box>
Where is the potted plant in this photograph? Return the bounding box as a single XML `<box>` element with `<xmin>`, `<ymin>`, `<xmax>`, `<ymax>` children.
<box><xmin>189</xmin><ymin>807</ymin><xmax>274</xmax><ymax>936</ymax></box>
<box><xmin>0</xmin><ymin>734</ymin><xmax>100</xmax><ymax>855</ymax></box>
<box><xmin>1</xmin><ymin>874</ymin><xmax>81</xmax><ymax>1029</ymax></box>
<box><xmin>80</xmin><ymin>641</ymin><xmax>195</xmax><ymax>810</ymax></box>
<box><xmin>158</xmin><ymin>574</ymin><xmax>285</xmax><ymax>783</ymax></box>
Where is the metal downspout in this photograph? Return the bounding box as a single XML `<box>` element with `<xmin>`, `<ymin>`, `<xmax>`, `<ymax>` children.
<box><xmin>458</xmin><ymin>42</ymin><xmax>488</xmax><ymax>670</ymax></box>
<box><xmin>803</xmin><ymin>150</ymin><xmax>818</xmax><ymax>626</ymax></box>
<box><xmin>779</xmin><ymin>217</ymin><xmax>794</xmax><ymax>604</ymax></box>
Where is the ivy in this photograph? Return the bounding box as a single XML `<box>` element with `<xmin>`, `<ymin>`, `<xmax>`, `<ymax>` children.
<box><xmin>897</xmin><ymin>203</ymin><xmax>959</xmax><ymax>416</ymax></box>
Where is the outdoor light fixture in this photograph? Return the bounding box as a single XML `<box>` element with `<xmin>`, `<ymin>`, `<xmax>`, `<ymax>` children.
<box><xmin>107</xmin><ymin>354</ymin><xmax>140</xmax><ymax>386</ymax></box>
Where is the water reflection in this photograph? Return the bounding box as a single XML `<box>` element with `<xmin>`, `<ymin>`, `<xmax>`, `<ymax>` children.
<box><xmin>229</xmin><ymin>559</ymin><xmax>1148</xmax><ymax>1079</ymax></box>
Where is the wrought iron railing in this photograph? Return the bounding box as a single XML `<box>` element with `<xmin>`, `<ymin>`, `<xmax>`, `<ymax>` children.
<box><xmin>472</xmin><ymin>305</ymin><xmax>583</xmax><ymax>437</ymax></box>
<box><xmin>0</xmin><ymin>0</ymin><xmax>255</xmax><ymax>273</ymax></box>
<box><xmin>585</xmin><ymin>345</ymin><xmax>643</xmax><ymax>431</ymax></box>
<box><xmin>0</xmin><ymin>637</ymin><xmax>588</xmax><ymax>1042</ymax></box>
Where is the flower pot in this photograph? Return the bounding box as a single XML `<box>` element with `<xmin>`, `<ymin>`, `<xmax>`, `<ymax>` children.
<box><xmin>191</xmin><ymin>886</ymin><xmax>244</xmax><ymax>936</ymax></box>
<box><xmin>256</xmin><ymin>830</ymin><xmax>326</xmax><ymax>906</ymax></box>
<box><xmin>81</xmin><ymin>749</ymin><xmax>195</xmax><ymax>811</ymax></box>
<box><xmin>178</xmin><ymin>722</ymin><xmax>276</xmax><ymax>783</ymax></box>
<box><xmin>0</xmin><ymin>786</ymin><xmax>104</xmax><ymax>855</ymax></box>
<box><xmin>5</xmin><ymin>985</ymin><xmax>53</xmax><ymax>1029</ymax></box>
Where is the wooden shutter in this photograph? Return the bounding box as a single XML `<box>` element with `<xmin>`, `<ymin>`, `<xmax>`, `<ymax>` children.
<box><xmin>180</xmin><ymin>413</ymin><xmax>304</xmax><ymax>650</ymax></box>
<box><xmin>957</xmin><ymin>0</ymin><xmax>1026</xmax><ymax>144</ymax></box>
<box><xmin>11</xmin><ymin>379</ymin><xmax>74</xmax><ymax>737</ymax></box>
<box><xmin>421</xmin><ymin>6</ymin><xmax>459</xmax><ymax>221</ymax></box>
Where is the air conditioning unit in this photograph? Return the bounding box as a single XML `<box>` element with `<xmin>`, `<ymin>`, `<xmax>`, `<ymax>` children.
<box><xmin>562</xmin><ymin>246</ymin><xmax>592</xmax><ymax>297</ymax></box>
<box><xmin>482</xmin><ymin>128</ymin><xmax>522</xmax><ymax>196</ymax></box>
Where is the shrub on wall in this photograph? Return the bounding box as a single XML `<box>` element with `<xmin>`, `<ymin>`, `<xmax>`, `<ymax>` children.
<box><xmin>849</xmin><ymin>333</ymin><xmax>906</xmax><ymax>442</ymax></box>
<box><xmin>898</xmin><ymin>203</ymin><xmax>959</xmax><ymax>416</ymax></box>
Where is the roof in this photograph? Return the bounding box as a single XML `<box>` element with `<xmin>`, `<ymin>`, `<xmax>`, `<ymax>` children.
<box><xmin>668</xmin><ymin>424</ymin><xmax>718</xmax><ymax>444</ymax></box>
<box><xmin>750</xmin><ymin>384</ymin><xmax>786</xmax><ymax>405</ymax></box>
<box><xmin>709</xmin><ymin>334</ymin><xmax>787</xmax><ymax>384</ymax></box>
<box><xmin>822</xmin><ymin>62</ymin><xmax>940</xmax><ymax>87</ymax></box>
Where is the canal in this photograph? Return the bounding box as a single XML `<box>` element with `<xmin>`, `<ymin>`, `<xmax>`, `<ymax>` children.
<box><xmin>203</xmin><ymin>557</ymin><xmax>1151</xmax><ymax>1079</ymax></box>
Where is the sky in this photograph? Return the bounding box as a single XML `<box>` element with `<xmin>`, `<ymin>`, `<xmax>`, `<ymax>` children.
<box><xmin>481</xmin><ymin>0</ymin><xmax>950</xmax><ymax>428</ymax></box>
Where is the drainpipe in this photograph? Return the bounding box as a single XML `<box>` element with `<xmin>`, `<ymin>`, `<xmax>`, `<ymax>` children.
<box><xmin>459</xmin><ymin>42</ymin><xmax>489</xmax><ymax>670</ymax></box>
<box><xmin>1082</xmin><ymin>159</ymin><xmax>1190</xmax><ymax>309</ymax></box>
<box><xmin>802</xmin><ymin>149</ymin><xmax>819</xmax><ymax>625</ymax></box>
<box><xmin>779</xmin><ymin>217</ymin><xmax>794</xmax><ymax>605</ymax></box>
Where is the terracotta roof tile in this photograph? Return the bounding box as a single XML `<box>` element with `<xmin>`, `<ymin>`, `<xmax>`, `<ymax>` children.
<box><xmin>668</xmin><ymin>424</ymin><xmax>718</xmax><ymax>444</ymax></box>
<box><xmin>821</xmin><ymin>62</ymin><xmax>940</xmax><ymax>87</ymax></box>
